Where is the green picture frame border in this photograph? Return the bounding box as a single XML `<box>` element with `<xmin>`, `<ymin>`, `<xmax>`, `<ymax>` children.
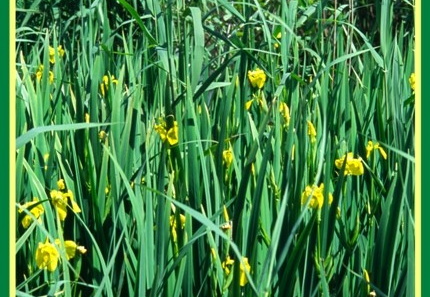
<box><xmin>3</xmin><ymin>0</ymin><xmax>10</xmax><ymax>295</ymax></box>
<box><xmin>418</xmin><ymin>1</ymin><xmax>425</xmax><ymax>297</ymax></box>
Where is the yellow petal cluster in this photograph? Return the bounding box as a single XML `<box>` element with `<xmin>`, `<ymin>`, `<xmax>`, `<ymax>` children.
<box><xmin>98</xmin><ymin>130</ymin><xmax>108</xmax><ymax>141</ymax></box>
<box><xmin>18</xmin><ymin>197</ymin><xmax>45</xmax><ymax>229</ymax></box>
<box><xmin>245</xmin><ymin>99</ymin><xmax>254</xmax><ymax>110</ymax></box>
<box><xmin>54</xmin><ymin>239</ymin><xmax>87</xmax><ymax>260</ymax></box>
<box><xmin>239</xmin><ymin>257</ymin><xmax>251</xmax><ymax>286</ymax></box>
<box><xmin>221</xmin><ymin>256</ymin><xmax>251</xmax><ymax>286</ymax></box>
<box><xmin>35</xmin><ymin>239</ymin><xmax>60</xmax><ymax>272</ymax></box>
<box><xmin>57</xmin><ymin>178</ymin><xmax>66</xmax><ymax>190</ymax></box>
<box><xmin>365</xmin><ymin>141</ymin><xmax>387</xmax><ymax>160</ymax></box>
<box><xmin>245</xmin><ymin>93</ymin><xmax>266</xmax><ymax>111</ymax></box>
<box><xmin>35</xmin><ymin>238</ymin><xmax>87</xmax><ymax>272</ymax></box>
<box><xmin>35</xmin><ymin>65</ymin><xmax>54</xmax><ymax>84</ymax></box>
<box><xmin>247</xmin><ymin>68</ymin><xmax>267</xmax><ymax>89</ymax></box>
<box><xmin>301</xmin><ymin>183</ymin><xmax>333</xmax><ymax>209</ymax></box>
<box><xmin>335</xmin><ymin>153</ymin><xmax>364</xmax><ymax>176</ymax></box>
<box><xmin>50</xmin><ymin>185</ymin><xmax>81</xmax><ymax>221</ymax></box>
<box><xmin>154</xmin><ymin>119</ymin><xmax>179</xmax><ymax>146</ymax></box>
<box><xmin>170</xmin><ymin>214</ymin><xmax>186</xmax><ymax>242</ymax></box>
<box><xmin>50</xmin><ymin>190</ymin><xmax>68</xmax><ymax>221</ymax></box>
<box><xmin>222</xmin><ymin>149</ymin><xmax>234</xmax><ymax>167</ymax></box>
<box><xmin>307</xmin><ymin>121</ymin><xmax>317</xmax><ymax>143</ymax></box>
<box><xmin>409</xmin><ymin>73</ymin><xmax>415</xmax><ymax>92</ymax></box>
<box><xmin>274</xmin><ymin>32</ymin><xmax>282</xmax><ymax>49</ymax></box>
<box><xmin>279</xmin><ymin>102</ymin><xmax>290</xmax><ymax>128</ymax></box>
<box><xmin>49</xmin><ymin>45</ymin><xmax>65</xmax><ymax>64</ymax></box>
<box><xmin>100</xmin><ymin>75</ymin><xmax>118</xmax><ymax>97</ymax></box>
<box><xmin>222</xmin><ymin>255</ymin><xmax>235</xmax><ymax>275</ymax></box>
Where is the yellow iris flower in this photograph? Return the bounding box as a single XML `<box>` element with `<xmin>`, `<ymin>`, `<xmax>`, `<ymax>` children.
<box><xmin>279</xmin><ymin>102</ymin><xmax>290</xmax><ymax>128</ymax></box>
<box><xmin>222</xmin><ymin>255</ymin><xmax>235</xmax><ymax>275</ymax></box>
<box><xmin>366</xmin><ymin>141</ymin><xmax>387</xmax><ymax>160</ymax></box>
<box><xmin>301</xmin><ymin>183</ymin><xmax>333</xmax><ymax>209</ymax></box>
<box><xmin>274</xmin><ymin>32</ymin><xmax>282</xmax><ymax>49</ymax></box>
<box><xmin>98</xmin><ymin>130</ymin><xmax>108</xmax><ymax>141</ymax></box>
<box><xmin>245</xmin><ymin>92</ymin><xmax>267</xmax><ymax>111</ymax></box>
<box><xmin>221</xmin><ymin>256</ymin><xmax>251</xmax><ymax>286</ymax></box>
<box><xmin>18</xmin><ymin>197</ymin><xmax>44</xmax><ymax>229</ymax></box>
<box><xmin>307</xmin><ymin>121</ymin><xmax>317</xmax><ymax>143</ymax></box>
<box><xmin>170</xmin><ymin>214</ymin><xmax>186</xmax><ymax>243</ymax></box>
<box><xmin>239</xmin><ymin>257</ymin><xmax>251</xmax><ymax>286</ymax></box>
<box><xmin>35</xmin><ymin>238</ymin><xmax>86</xmax><ymax>272</ymax></box>
<box><xmin>154</xmin><ymin>119</ymin><xmax>179</xmax><ymax>146</ymax></box>
<box><xmin>50</xmin><ymin>189</ymin><xmax>81</xmax><ymax>221</ymax></box>
<box><xmin>54</xmin><ymin>239</ymin><xmax>87</xmax><ymax>260</ymax></box>
<box><xmin>57</xmin><ymin>178</ymin><xmax>66</xmax><ymax>190</ymax></box>
<box><xmin>35</xmin><ymin>239</ymin><xmax>60</xmax><ymax>272</ymax></box>
<box><xmin>35</xmin><ymin>65</ymin><xmax>54</xmax><ymax>84</ymax></box>
<box><xmin>49</xmin><ymin>45</ymin><xmax>65</xmax><ymax>64</ymax></box>
<box><xmin>100</xmin><ymin>75</ymin><xmax>118</xmax><ymax>97</ymax></box>
<box><xmin>245</xmin><ymin>99</ymin><xmax>254</xmax><ymax>110</ymax></box>
<box><xmin>222</xmin><ymin>149</ymin><xmax>234</xmax><ymax>167</ymax></box>
<box><xmin>335</xmin><ymin>153</ymin><xmax>364</xmax><ymax>176</ymax></box>
<box><xmin>409</xmin><ymin>73</ymin><xmax>415</xmax><ymax>92</ymax></box>
<box><xmin>247</xmin><ymin>68</ymin><xmax>267</xmax><ymax>89</ymax></box>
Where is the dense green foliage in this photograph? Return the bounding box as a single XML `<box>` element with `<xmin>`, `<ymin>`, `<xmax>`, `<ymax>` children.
<box><xmin>15</xmin><ymin>0</ymin><xmax>415</xmax><ymax>296</ymax></box>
